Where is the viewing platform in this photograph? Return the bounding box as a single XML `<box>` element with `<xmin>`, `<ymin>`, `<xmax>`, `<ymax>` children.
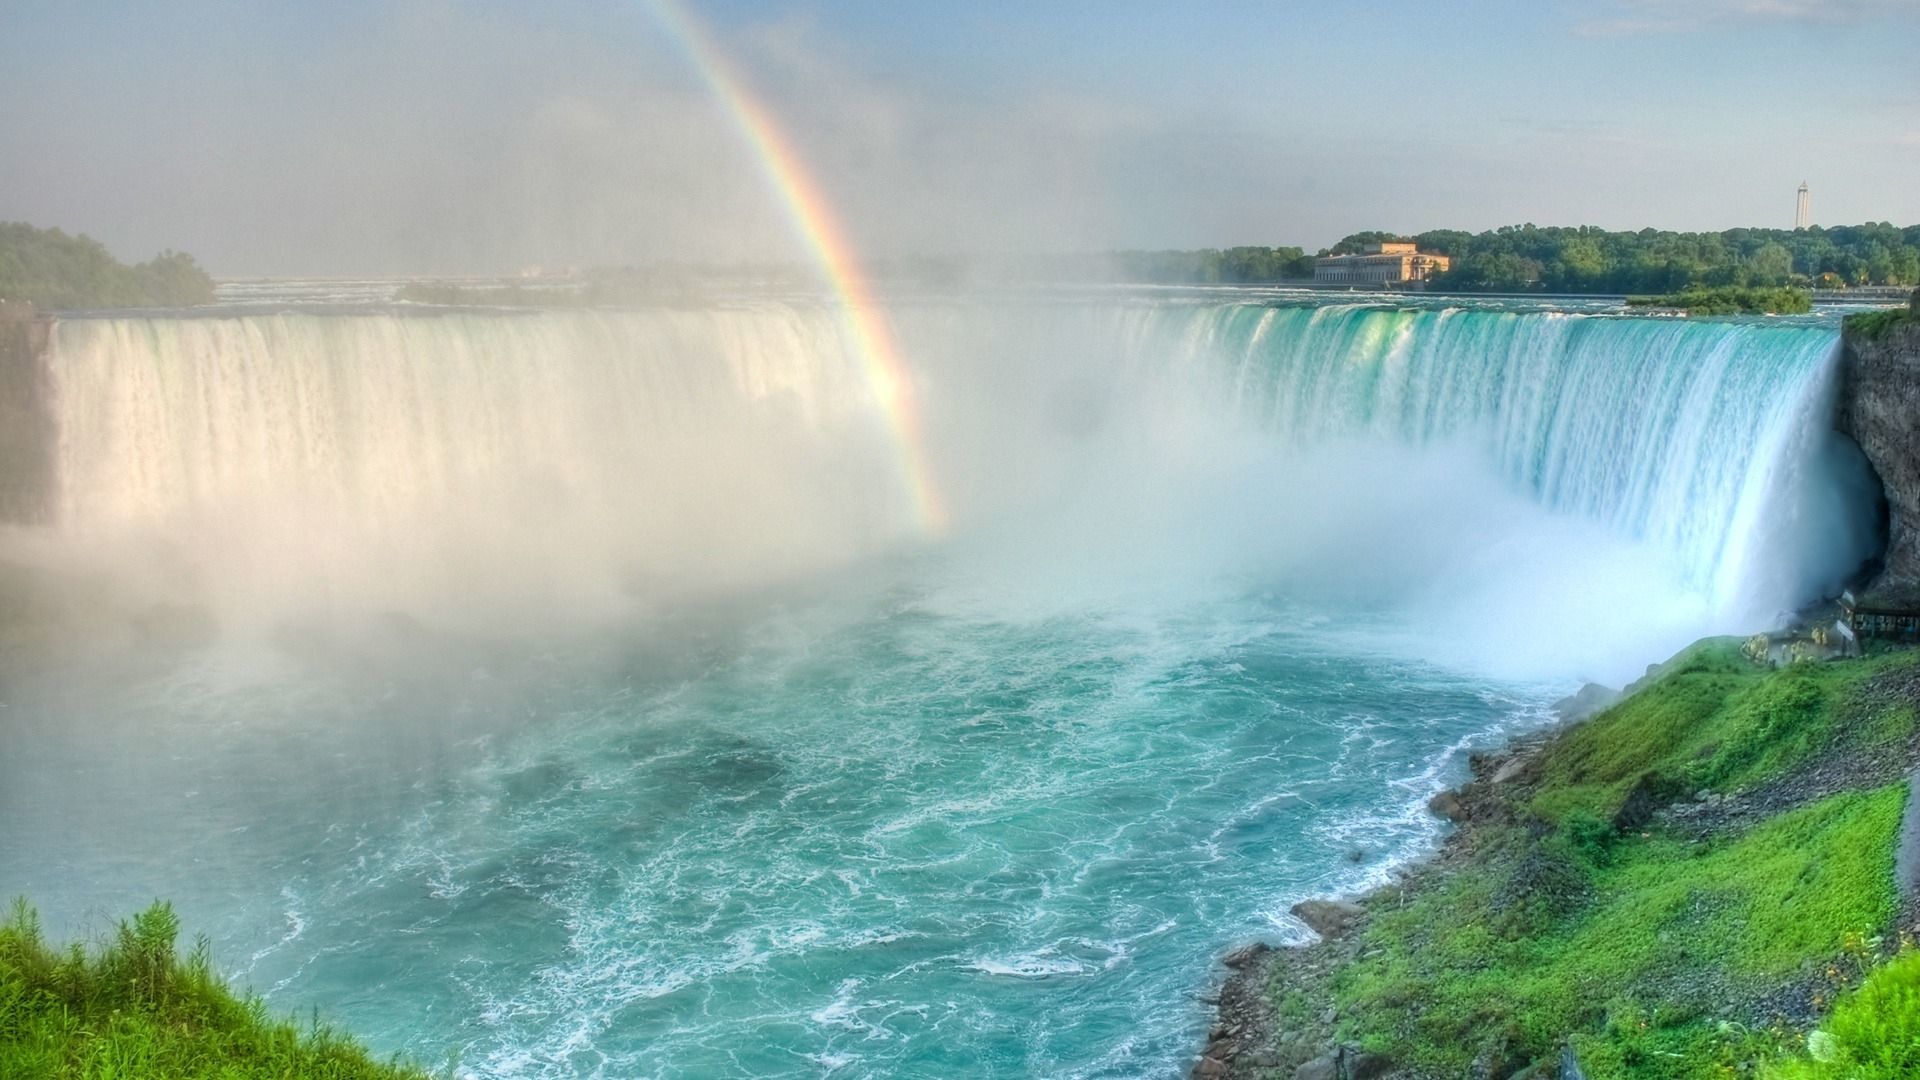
<box><xmin>1843</xmin><ymin>590</ymin><xmax>1920</xmax><ymax>642</ymax></box>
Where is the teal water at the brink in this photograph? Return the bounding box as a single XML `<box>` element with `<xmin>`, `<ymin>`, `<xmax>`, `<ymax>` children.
<box><xmin>0</xmin><ymin>297</ymin><xmax>1880</xmax><ymax>1078</ymax></box>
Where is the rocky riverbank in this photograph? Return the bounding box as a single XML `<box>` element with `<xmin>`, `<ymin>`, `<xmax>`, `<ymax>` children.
<box><xmin>1193</xmin><ymin>639</ymin><xmax>1920</xmax><ymax>1080</ymax></box>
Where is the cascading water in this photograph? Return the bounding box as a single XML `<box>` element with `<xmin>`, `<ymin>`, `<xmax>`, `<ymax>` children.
<box><xmin>36</xmin><ymin>299</ymin><xmax>1876</xmax><ymax>647</ymax></box>
<box><xmin>1085</xmin><ymin>303</ymin><xmax>1876</xmax><ymax>624</ymax></box>
<box><xmin>0</xmin><ymin>295</ymin><xmax>1883</xmax><ymax>1079</ymax></box>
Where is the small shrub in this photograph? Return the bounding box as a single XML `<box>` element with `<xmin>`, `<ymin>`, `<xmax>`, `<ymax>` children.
<box><xmin>1765</xmin><ymin>950</ymin><xmax>1920</xmax><ymax>1078</ymax></box>
<box><xmin>1563</xmin><ymin>811</ymin><xmax>1618</xmax><ymax>866</ymax></box>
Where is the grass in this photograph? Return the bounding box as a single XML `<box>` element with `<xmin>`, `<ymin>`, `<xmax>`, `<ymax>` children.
<box><xmin>0</xmin><ymin>900</ymin><xmax>435</xmax><ymax>1079</ymax></box>
<box><xmin>1764</xmin><ymin>948</ymin><xmax>1920</xmax><ymax>1079</ymax></box>
<box><xmin>1312</xmin><ymin>642</ymin><xmax>1920</xmax><ymax>1077</ymax></box>
<box><xmin>1530</xmin><ymin>640</ymin><xmax>1914</xmax><ymax>824</ymax></box>
<box><xmin>1843</xmin><ymin>306</ymin><xmax>1914</xmax><ymax>343</ymax></box>
<box><xmin>1333</xmin><ymin>786</ymin><xmax>1904</xmax><ymax>1076</ymax></box>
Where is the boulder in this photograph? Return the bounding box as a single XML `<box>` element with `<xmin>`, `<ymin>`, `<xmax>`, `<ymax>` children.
<box><xmin>1293</xmin><ymin>1047</ymin><xmax>1389</xmax><ymax>1080</ymax></box>
<box><xmin>1222</xmin><ymin>941</ymin><xmax>1271</xmax><ymax>969</ymax></box>
<box><xmin>1427</xmin><ymin>789</ymin><xmax>1468</xmax><ymax>822</ymax></box>
<box><xmin>1490</xmin><ymin>753</ymin><xmax>1538</xmax><ymax>786</ymax></box>
<box><xmin>1347</xmin><ymin>1050</ymin><xmax>1391</xmax><ymax>1079</ymax></box>
<box><xmin>1291</xmin><ymin>899</ymin><xmax>1366</xmax><ymax>939</ymax></box>
<box><xmin>1551</xmin><ymin>683</ymin><xmax>1619</xmax><ymax>724</ymax></box>
<box><xmin>1294</xmin><ymin>1056</ymin><xmax>1338</xmax><ymax>1080</ymax></box>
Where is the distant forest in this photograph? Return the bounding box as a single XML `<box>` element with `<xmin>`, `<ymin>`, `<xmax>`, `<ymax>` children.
<box><xmin>0</xmin><ymin>221</ymin><xmax>215</xmax><ymax>310</ymax></box>
<box><xmin>1105</xmin><ymin>223</ymin><xmax>1920</xmax><ymax>292</ymax></box>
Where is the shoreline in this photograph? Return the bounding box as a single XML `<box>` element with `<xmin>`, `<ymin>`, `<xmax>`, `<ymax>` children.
<box><xmin>1189</xmin><ymin>637</ymin><xmax>1920</xmax><ymax>1079</ymax></box>
<box><xmin>1189</xmin><ymin>725</ymin><xmax>1568</xmax><ymax>1079</ymax></box>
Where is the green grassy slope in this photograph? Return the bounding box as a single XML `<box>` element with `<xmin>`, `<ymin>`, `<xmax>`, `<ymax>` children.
<box><xmin>1316</xmin><ymin>642</ymin><xmax>1920</xmax><ymax>1078</ymax></box>
<box><xmin>0</xmin><ymin>900</ymin><xmax>434</xmax><ymax>1080</ymax></box>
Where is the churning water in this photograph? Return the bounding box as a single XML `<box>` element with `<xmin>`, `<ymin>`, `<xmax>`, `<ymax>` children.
<box><xmin>0</xmin><ymin>294</ymin><xmax>1882</xmax><ymax>1077</ymax></box>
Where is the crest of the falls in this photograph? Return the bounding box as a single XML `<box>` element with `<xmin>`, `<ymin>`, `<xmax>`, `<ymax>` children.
<box><xmin>40</xmin><ymin>299</ymin><xmax>1876</xmax><ymax>657</ymax></box>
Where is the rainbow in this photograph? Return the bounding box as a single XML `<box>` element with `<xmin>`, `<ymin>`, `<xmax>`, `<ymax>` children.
<box><xmin>646</xmin><ymin>0</ymin><xmax>948</xmax><ymax>536</ymax></box>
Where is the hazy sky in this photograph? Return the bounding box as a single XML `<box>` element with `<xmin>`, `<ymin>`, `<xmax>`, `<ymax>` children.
<box><xmin>3</xmin><ymin>0</ymin><xmax>1917</xmax><ymax>275</ymax></box>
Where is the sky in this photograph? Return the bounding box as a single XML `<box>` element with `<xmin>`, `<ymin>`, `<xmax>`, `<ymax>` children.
<box><xmin>2</xmin><ymin>0</ymin><xmax>1917</xmax><ymax>276</ymax></box>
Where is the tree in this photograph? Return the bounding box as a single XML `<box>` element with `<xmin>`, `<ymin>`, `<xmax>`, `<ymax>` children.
<box><xmin>0</xmin><ymin>221</ymin><xmax>214</xmax><ymax>309</ymax></box>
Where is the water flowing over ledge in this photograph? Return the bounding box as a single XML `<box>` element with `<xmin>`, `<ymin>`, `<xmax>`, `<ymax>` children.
<box><xmin>27</xmin><ymin>299</ymin><xmax>1878</xmax><ymax>640</ymax></box>
<box><xmin>0</xmin><ymin>296</ymin><xmax>1890</xmax><ymax>1079</ymax></box>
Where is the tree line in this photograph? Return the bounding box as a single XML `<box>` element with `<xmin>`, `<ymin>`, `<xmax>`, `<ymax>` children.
<box><xmin>1103</xmin><ymin>223</ymin><xmax>1920</xmax><ymax>292</ymax></box>
<box><xmin>0</xmin><ymin>221</ymin><xmax>216</xmax><ymax>310</ymax></box>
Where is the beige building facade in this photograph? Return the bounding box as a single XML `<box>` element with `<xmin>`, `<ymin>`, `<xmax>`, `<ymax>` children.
<box><xmin>1313</xmin><ymin>242</ymin><xmax>1452</xmax><ymax>285</ymax></box>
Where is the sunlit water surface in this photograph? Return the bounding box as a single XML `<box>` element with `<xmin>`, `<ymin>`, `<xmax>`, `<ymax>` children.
<box><xmin>2</xmin><ymin>563</ymin><xmax>1553</xmax><ymax>1079</ymax></box>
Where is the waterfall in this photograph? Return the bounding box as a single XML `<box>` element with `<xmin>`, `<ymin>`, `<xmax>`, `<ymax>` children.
<box><xmin>33</xmin><ymin>299</ymin><xmax>1879</xmax><ymax>640</ymax></box>
<box><xmin>1087</xmin><ymin>303</ymin><xmax>1876</xmax><ymax>620</ymax></box>
<box><xmin>43</xmin><ymin>308</ymin><xmax>915</xmax><ymax>624</ymax></box>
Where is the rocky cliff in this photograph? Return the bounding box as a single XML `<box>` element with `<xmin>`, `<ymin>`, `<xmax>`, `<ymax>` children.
<box><xmin>0</xmin><ymin>301</ymin><xmax>55</xmax><ymax>525</ymax></box>
<box><xmin>1837</xmin><ymin>292</ymin><xmax>1920</xmax><ymax>607</ymax></box>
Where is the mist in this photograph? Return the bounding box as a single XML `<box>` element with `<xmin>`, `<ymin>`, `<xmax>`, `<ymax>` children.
<box><xmin>4</xmin><ymin>298</ymin><xmax>1874</xmax><ymax>691</ymax></box>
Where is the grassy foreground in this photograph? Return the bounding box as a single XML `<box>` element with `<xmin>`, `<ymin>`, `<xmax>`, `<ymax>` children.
<box><xmin>0</xmin><ymin>900</ymin><xmax>432</xmax><ymax>1079</ymax></box>
<box><xmin>1254</xmin><ymin>640</ymin><xmax>1920</xmax><ymax>1078</ymax></box>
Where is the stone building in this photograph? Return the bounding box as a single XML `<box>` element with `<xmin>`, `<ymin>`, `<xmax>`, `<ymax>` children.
<box><xmin>1312</xmin><ymin>242</ymin><xmax>1452</xmax><ymax>286</ymax></box>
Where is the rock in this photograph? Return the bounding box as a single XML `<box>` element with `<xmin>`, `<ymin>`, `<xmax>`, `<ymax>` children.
<box><xmin>1293</xmin><ymin>1047</ymin><xmax>1389</xmax><ymax>1080</ymax></box>
<box><xmin>1610</xmin><ymin>771</ymin><xmax>1678</xmax><ymax>831</ymax></box>
<box><xmin>1347</xmin><ymin>1050</ymin><xmax>1391</xmax><ymax>1079</ymax></box>
<box><xmin>1193</xmin><ymin>1055</ymin><xmax>1229</xmax><ymax>1077</ymax></box>
<box><xmin>1551</xmin><ymin>682</ymin><xmax>1619</xmax><ymax>723</ymax></box>
<box><xmin>1250</xmin><ymin>1050</ymin><xmax>1282</xmax><ymax>1068</ymax></box>
<box><xmin>1469</xmin><ymin>1034</ymin><xmax>1529</xmax><ymax>1079</ymax></box>
<box><xmin>1294</xmin><ymin>1055</ymin><xmax>1338</xmax><ymax>1080</ymax></box>
<box><xmin>0</xmin><ymin>303</ymin><xmax>55</xmax><ymax>526</ymax></box>
<box><xmin>1491</xmin><ymin>752</ymin><xmax>1537</xmax><ymax>786</ymax></box>
<box><xmin>1427</xmin><ymin>790</ymin><xmax>1468</xmax><ymax>822</ymax></box>
<box><xmin>1896</xmin><ymin>770</ymin><xmax>1920</xmax><ymax>906</ymax></box>
<box><xmin>1559</xmin><ymin>1045</ymin><xmax>1588</xmax><ymax>1080</ymax></box>
<box><xmin>1293</xmin><ymin>898</ymin><xmax>1366</xmax><ymax>939</ymax></box>
<box><xmin>1222</xmin><ymin>941</ymin><xmax>1271</xmax><ymax>969</ymax></box>
<box><xmin>1838</xmin><ymin>313</ymin><xmax>1920</xmax><ymax>602</ymax></box>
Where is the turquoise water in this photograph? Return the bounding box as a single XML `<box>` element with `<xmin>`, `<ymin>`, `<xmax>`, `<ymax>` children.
<box><xmin>2</xmin><ymin>571</ymin><xmax>1549</xmax><ymax>1078</ymax></box>
<box><xmin>0</xmin><ymin>296</ymin><xmax>1879</xmax><ymax>1077</ymax></box>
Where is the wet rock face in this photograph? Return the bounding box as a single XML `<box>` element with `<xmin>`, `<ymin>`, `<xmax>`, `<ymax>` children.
<box><xmin>0</xmin><ymin>306</ymin><xmax>54</xmax><ymax>525</ymax></box>
<box><xmin>1289</xmin><ymin>899</ymin><xmax>1366</xmax><ymax>940</ymax></box>
<box><xmin>1838</xmin><ymin>308</ymin><xmax>1920</xmax><ymax>605</ymax></box>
